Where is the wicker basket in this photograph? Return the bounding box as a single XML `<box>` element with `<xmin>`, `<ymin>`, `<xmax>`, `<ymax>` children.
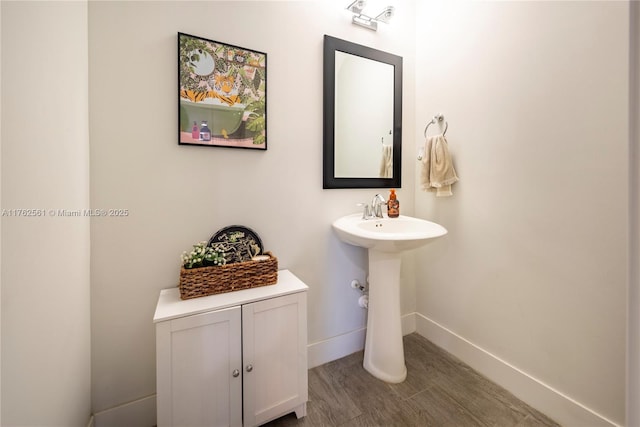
<box><xmin>179</xmin><ymin>252</ymin><xmax>278</xmax><ymax>300</ymax></box>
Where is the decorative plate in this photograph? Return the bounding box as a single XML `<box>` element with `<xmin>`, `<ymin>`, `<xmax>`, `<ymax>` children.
<box><xmin>207</xmin><ymin>225</ymin><xmax>264</xmax><ymax>264</ymax></box>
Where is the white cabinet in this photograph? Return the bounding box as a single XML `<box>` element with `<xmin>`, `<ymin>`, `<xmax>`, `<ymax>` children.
<box><xmin>156</xmin><ymin>306</ymin><xmax>243</xmax><ymax>427</ymax></box>
<box><xmin>154</xmin><ymin>270</ymin><xmax>308</xmax><ymax>427</ymax></box>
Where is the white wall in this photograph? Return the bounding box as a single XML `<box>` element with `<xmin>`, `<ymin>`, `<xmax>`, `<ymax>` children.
<box><xmin>415</xmin><ymin>1</ymin><xmax>628</xmax><ymax>426</ymax></box>
<box><xmin>629</xmin><ymin>3</ymin><xmax>640</xmax><ymax>426</ymax></box>
<box><xmin>88</xmin><ymin>0</ymin><xmax>416</xmax><ymax>418</ymax></box>
<box><xmin>1</xmin><ymin>1</ymin><xmax>91</xmax><ymax>426</ymax></box>
<box><xmin>0</xmin><ymin>2</ymin><xmax>3</xmax><ymax>423</ymax></box>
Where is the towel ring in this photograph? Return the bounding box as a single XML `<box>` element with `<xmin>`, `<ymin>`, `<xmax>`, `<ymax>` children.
<box><xmin>423</xmin><ymin>114</ymin><xmax>448</xmax><ymax>137</ymax></box>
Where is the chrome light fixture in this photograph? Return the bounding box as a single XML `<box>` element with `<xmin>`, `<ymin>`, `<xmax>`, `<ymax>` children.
<box><xmin>347</xmin><ymin>0</ymin><xmax>366</xmax><ymax>14</ymax></box>
<box><xmin>346</xmin><ymin>1</ymin><xmax>395</xmax><ymax>31</ymax></box>
<box><xmin>374</xmin><ymin>6</ymin><xmax>394</xmax><ymax>24</ymax></box>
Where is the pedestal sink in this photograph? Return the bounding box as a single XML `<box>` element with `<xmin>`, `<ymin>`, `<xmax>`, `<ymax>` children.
<box><xmin>332</xmin><ymin>213</ymin><xmax>447</xmax><ymax>383</ymax></box>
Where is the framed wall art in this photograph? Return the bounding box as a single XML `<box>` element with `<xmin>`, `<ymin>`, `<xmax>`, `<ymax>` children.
<box><xmin>178</xmin><ymin>32</ymin><xmax>267</xmax><ymax>150</ymax></box>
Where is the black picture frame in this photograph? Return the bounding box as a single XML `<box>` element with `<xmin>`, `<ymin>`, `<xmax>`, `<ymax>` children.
<box><xmin>178</xmin><ymin>32</ymin><xmax>267</xmax><ymax>150</ymax></box>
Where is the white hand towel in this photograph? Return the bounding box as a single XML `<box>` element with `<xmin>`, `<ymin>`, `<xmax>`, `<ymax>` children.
<box><xmin>379</xmin><ymin>145</ymin><xmax>393</xmax><ymax>178</ymax></box>
<box><xmin>420</xmin><ymin>134</ymin><xmax>458</xmax><ymax>196</ymax></box>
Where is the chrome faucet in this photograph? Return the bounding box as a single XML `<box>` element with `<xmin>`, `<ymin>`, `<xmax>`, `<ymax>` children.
<box><xmin>357</xmin><ymin>203</ymin><xmax>373</xmax><ymax>219</ymax></box>
<box><xmin>371</xmin><ymin>194</ymin><xmax>386</xmax><ymax>218</ymax></box>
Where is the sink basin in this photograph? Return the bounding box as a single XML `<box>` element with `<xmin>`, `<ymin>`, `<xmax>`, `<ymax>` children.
<box><xmin>332</xmin><ymin>213</ymin><xmax>447</xmax><ymax>383</ymax></box>
<box><xmin>332</xmin><ymin>213</ymin><xmax>447</xmax><ymax>253</ymax></box>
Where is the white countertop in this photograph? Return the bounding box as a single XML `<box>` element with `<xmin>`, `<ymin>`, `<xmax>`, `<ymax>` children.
<box><xmin>153</xmin><ymin>269</ymin><xmax>308</xmax><ymax>323</ymax></box>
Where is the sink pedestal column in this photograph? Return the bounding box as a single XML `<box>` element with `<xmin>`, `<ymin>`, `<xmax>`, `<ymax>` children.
<box><xmin>363</xmin><ymin>249</ymin><xmax>407</xmax><ymax>383</ymax></box>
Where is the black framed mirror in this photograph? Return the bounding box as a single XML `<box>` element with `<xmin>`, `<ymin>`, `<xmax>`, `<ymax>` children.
<box><xmin>323</xmin><ymin>35</ymin><xmax>403</xmax><ymax>189</ymax></box>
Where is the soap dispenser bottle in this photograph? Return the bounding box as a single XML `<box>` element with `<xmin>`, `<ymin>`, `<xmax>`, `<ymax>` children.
<box><xmin>387</xmin><ymin>189</ymin><xmax>400</xmax><ymax>218</ymax></box>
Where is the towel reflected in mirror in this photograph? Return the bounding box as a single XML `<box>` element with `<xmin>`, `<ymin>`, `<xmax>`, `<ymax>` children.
<box><xmin>379</xmin><ymin>145</ymin><xmax>393</xmax><ymax>178</ymax></box>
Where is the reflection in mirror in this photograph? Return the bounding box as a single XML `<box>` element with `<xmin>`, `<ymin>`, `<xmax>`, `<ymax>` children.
<box><xmin>335</xmin><ymin>52</ymin><xmax>394</xmax><ymax>178</ymax></box>
<box><xmin>323</xmin><ymin>35</ymin><xmax>402</xmax><ymax>189</ymax></box>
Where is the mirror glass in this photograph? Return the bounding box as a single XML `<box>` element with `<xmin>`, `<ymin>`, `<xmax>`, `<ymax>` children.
<box><xmin>323</xmin><ymin>35</ymin><xmax>403</xmax><ymax>189</ymax></box>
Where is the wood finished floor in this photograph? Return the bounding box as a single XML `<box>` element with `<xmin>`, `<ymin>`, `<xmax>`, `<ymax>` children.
<box><xmin>264</xmin><ymin>333</ymin><xmax>560</xmax><ymax>427</ymax></box>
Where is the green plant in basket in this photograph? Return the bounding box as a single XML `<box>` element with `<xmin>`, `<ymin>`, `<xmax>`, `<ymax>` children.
<box><xmin>181</xmin><ymin>241</ymin><xmax>226</xmax><ymax>269</ymax></box>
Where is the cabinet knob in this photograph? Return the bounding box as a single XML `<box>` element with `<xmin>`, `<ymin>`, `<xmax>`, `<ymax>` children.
<box><xmin>246</xmin><ymin>364</ymin><xmax>253</xmax><ymax>372</ymax></box>
<box><xmin>232</xmin><ymin>369</ymin><xmax>240</xmax><ymax>378</ymax></box>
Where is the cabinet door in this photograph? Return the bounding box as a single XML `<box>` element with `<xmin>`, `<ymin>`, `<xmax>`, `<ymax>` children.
<box><xmin>156</xmin><ymin>306</ymin><xmax>242</xmax><ymax>427</ymax></box>
<box><xmin>242</xmin><ymin>292</ymin><xmax>308</xmax><ymax>427</ymax></box>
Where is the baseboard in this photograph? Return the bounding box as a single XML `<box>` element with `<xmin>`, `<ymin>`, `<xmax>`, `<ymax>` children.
<box><xmin>402</xmin><ymin>310</ymin><xmax>417</xmax><ymax>335</ymax></box>
<box><xmin>307</xmin><ymin>327</ymin><xmax>366</xmax><ymax>369</ymax></box>
<box><xmin>307</xmin><ymin>312</ymin><xmax>417</xmax><ymax>369</ymax></box>
<box><xmin>86</xmin><ymin>415</ymin><xmax>94</xmax><ymax>427</ymax></box>
<box><xmin>414</xmin><ymin>312</ymin><xmax>620</xmax><ymax>427</ymax></box>
<box><xmin>93</xmin><ymin>394</ymin><xmax>156</xmax><ymax>427</ymax></box>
